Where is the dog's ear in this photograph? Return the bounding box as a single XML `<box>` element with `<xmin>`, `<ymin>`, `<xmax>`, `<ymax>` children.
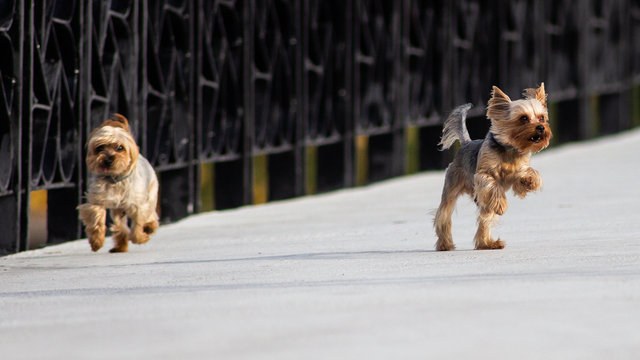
<box><xmin>110</xmin><ymin>114</ymin><xmax>130</xmax><ymax>132</ymax></box>
<box><xmin>487</xmin><ymin>86</ymin><xmax>512</xmax><ymax>121</ymax></box>
<box><xmin>99</xmin><ymin>114</ymin><xmax>130</xmax><ymax>132</ymax></box>
<box><xmin>523</xmin><ymin>83</ymin><xmax>547</xmax><ymax>108</ymax></box>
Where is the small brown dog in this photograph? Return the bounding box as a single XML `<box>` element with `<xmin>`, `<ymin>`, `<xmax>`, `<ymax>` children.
<box><xmin>434</xmin><ymin>84</ymin><xmax>551</xmax><ymax>250</ymax></box>
<box><xmin>78</xmin><ymin>114</ymin><xmax>159</xmax><ymax>253</ymax></box>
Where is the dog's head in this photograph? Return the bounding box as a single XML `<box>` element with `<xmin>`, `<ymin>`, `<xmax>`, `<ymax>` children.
<box><xmin>86</xmin><ymin>114</ymin><xmax>139</xmax><ymax>177</ymax></box>
<box><xmin>486</xmin><ymin>83</ymin><xmax>552</xmax><ymax>153</ymax></box>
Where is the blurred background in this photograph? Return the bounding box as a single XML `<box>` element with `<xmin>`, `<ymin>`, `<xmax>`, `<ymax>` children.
<box><xmin>1</xmin><ymin>0</ymin><xmax>638</xmax><ymax>253</ymax></box>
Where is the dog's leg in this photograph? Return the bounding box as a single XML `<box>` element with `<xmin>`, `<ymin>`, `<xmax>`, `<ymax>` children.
<box><xmin>473</xmin><ymin>173</ymin><xmax>507</xmax><ymax>250</ymax></box>
<box><xmin>78</xmin><ymin>204</ymin><xmax>107</xmax><ymax>252</ymax></box>
<box><xmin>434</xmin><ymin>172</ymin><xmax>465</xmax><ymax>251</ymax></box>
<box><xmin>109</xmin><ymin>209</ymin><xmax>129</xmax><ymax>253</ymax></box>
<box><xmin>512</xmin><ymin>168</ymin><xmax>542</xmax><ymax>199</ymax></box>
<box><xmin>129</xmin><ymin>208</ymin><xmax>151</xmax><ymax>245</ymax></box>
<box><xmin>473</xmin><ymin>173</ymin><xmax>507</xmax><ymax>215</ymax></box>
<box><xmin>143</xmin><ymin>177</ymin><xmax>160</xmax><ymax>236</ymax></box>
<box><xmin>143</xmin><ymin>216</ymin><xmax>159</xmax><ymax>236</ymax></box>
<box><xmin>474</xmin><ymin>207</ymin><xmax>505</xmax><ymax>250</ymax></box>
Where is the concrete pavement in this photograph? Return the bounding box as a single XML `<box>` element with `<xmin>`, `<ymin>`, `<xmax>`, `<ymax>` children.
<box><xmin>2</xmin><ymin>129</ymin><xmax>640</xmax><ymax>359</ymax></box>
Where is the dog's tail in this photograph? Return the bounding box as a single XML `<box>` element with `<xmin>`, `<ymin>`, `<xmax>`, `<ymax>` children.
<box><xmin>438</xmin><ymin>103</ymin><xmax>473</xmax><ymax>150</ymax></box>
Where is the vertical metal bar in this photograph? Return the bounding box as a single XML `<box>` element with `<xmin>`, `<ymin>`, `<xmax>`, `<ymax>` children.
<box><xmin>343</xmin><ymin>0</ymin><xmax>353</xmax><ymax>188</ymax></box>
<box><xmin>301</xmin><ymin>0</ymin><xmax>310</xmax><ymax>192</ymax></box>
<box><xmin>19</xmin><ymin>0</ymin><xmax>34</xmax><ymax>252</ymax></box>
<box><xmin>243</xmin><ymin>0</ymin><xmax>254</xmax><ymax>205</ymax></box>
<box><xmin>193</xmin><ymin>0</ymin><xmax>203</xmax><ymax>214</ymax></box>
<box><xmin>187</xmin><ymin>0</ymin><xmax>197</xmax><ymax>216</ymax></box>
<box><xmin>391</xmin><ymin>0</ymin><xmax>404</xmax><ymax>178</ymax></box>
<box><xmin>295</xmin><ymin>0</ymin><xmax>305</xmax><ymax>197</ymax></box>
<box><xmin>0</xmin><ymin>0</ymin><xmax>24</xmax><ymax>254</ymax></box>
<box><xmin>140</xmin><ymin>0</ymin><xmax>148</xmax><ymax>156</ymax></box>
<box><xmin>351</xmin><ymin>0</ymin><xmax>360</xmax><ymax>186</ymax></box>
<box><xmin>445</xmin><ymin>0</ymin><xmax>455</xmax><ymax>111</ymax></box>
<box><xmin>578</xmin><ymin>1</ymin><xmax>593</xmax><ymax>140</ymax></box>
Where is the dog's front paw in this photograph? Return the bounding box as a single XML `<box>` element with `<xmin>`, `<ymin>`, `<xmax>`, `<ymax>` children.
<box><xmin>109</xmin><ymin>245</ymin><xmax>128</xmax><ymax>253</ymax></box>
<box><xmin>130</xmin><ymin>232</ymin><xmax>150</xmax><ymax>245</ymax></box>
<box><xmin>435</xmin><ymin>239</ymin><xmax>456</xmax><ymax>251</ymax></box>
<box><xmin>514</xmin><ymin>175</ymin><xmax>541</xmax><ymax>199</ymax></box>
<box><xmin>520</xmin><ymin>176</ymin><xmax>541</xmax><ymax>191</ymax></box>
<box><xmin>90</xmin><ymin>242</ymin><xmax>102</xmax><ymax>252</ymax></box>
<box><xmin>476</xmin><ymin>238</ymin><xmax>506</xmax><ymax>250</ymax></box>
<box><xmin>89</xmin><ymin>234</ymin><xmax>105</xmax><ymax>252</ymax></box>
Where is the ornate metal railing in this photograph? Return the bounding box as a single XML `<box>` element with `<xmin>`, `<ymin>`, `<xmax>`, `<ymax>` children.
<box><xmin>1</xmin><ymin>0</ymin><xmax>638</xmax><ymax>254</ymax></box>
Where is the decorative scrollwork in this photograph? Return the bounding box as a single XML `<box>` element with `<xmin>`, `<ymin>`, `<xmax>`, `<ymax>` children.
<box><xmin>252</xmin><ymin>0</ymin><xmax>298</xmax><ymax>151</ymax></box>
<box><xmin>0</xmin><ymin>0</ymin><xmax>18</xmax><ymax>195</ymax></box>
<box><xmin>199</xmin><ymin>0</ymin><xmax>244</xmax><ymax>161</ymax></box>
<box><xmin>583</xmin><ymin>0</ymin><xmax>624</xmax><ymax>90</ymax></box>
<box><xmin>354</xmin><ymin>0</ymin><xmax>397</xmax><ymax>133</ymax></box>
<box><xmin>144</xmin><ymin>0</ymin><xmax>192</xmax><ymax>168</ymax></box>
<box><xmin>304</xmin><ymin>0</ymin><xmax>347</xmax><ymax>142</ymax></box>
<box><xmin>631</xmin><ymin>1</ymin><xmax>640</xmax><ymax>81</ymax></box>
<box><xmin>404</xmin><ymin>0</ymin><xmax>442</xmax><ymax>125</ymax></box>
<box><xmin>497</xmin><ymin>0</ymin><xmax>540</xmax><ymax>97</ymax></box>
<box><xmin>88</xmin><ymin>0</ymin><xmax>137</xmax><ymax>135</ymax></box>
<box><xmin>30</xmin><ymin>0</ymin><xmax>81</xmax><ymax>188</ymax></box>
<box><xmin>450</xmin><ymin>0</ymin><xmax>497</xmax><ymax>109</ymax></box>
<box><xmin>544</xmin><ymin>0</ymin><xmax>580</xmax><ymax>96</ymax></box>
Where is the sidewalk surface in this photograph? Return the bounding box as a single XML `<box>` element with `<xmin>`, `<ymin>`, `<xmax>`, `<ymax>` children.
<box><xmin>2</xmin><ymin>129</ymin><xmax>640</xmax><ymax>360</ymax></box>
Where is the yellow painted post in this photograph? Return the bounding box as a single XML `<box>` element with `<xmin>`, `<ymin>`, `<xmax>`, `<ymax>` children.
<box><xmin>200</xmin><ymin>163</ymin><xmax>215</xmax><ymax>212</ymax></box>
<box><xmin>29</xmin><ymin>190</ymin><xmax>47</xmax><ymax>250</ymax></box>
<box><xmin>253</xmin><ymin>155</ymin><xmax>269</xmax><ymax>204</ymax></box>
<box><xmin>355</xmin><ymin>135</ymin><xmax>368</xmax><ymax>186</ymax></box>
<box><xmin>406</xmin><ymin>126</ymin><xmax>420</xmax><ymax>174</ymax></box>
<box><xmin>306</xmin><ymin>146</ymin><xmax>318</xmax><ymax>195</ymax></box>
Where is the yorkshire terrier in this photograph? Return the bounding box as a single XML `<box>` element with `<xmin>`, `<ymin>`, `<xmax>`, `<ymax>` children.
<box><xmin>434</xmin><ymin>84</ymin><xmax>551</xmax><ymax>250</ymax></box>
<box><xmin>77</xmin><ymin>114</ymin><xmax>159</xmax><ymax>253</ymax></box>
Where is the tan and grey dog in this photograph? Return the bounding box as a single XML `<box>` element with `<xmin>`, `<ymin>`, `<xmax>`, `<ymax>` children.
<box><xmin>434</xmin><ymin>84</ymin><xmax>551</xmax><ymax>251</ymax></box>
<box><xmin>78</xmin><ymin>114</ymin><xmax>159</xmax><ymax>253</ymax></box>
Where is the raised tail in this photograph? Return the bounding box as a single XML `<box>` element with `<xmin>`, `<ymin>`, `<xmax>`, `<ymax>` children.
<box><xmin>438</xmin><ymin>103</ymin><xmax>473</xmax><ymax>150</ymax></box>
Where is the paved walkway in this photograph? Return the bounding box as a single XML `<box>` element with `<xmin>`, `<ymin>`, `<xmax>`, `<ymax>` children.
<box><xmin>2</xmin><ymin>129</ymin><xmax>640</xmax><ymax>359</ymax></box>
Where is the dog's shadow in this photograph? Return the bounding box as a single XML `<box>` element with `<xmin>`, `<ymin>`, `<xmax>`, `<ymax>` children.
<box><xmin>144</xmin><ymin>248</ymin><xmax>479</xmax><ymax>267</ymax></box>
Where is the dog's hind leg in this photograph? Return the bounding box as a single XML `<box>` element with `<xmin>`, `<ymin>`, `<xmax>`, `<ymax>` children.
<box><xmin>434</xmin><ymin>170</ymin><xmax>466</xmax><ymax>251</ymax></box>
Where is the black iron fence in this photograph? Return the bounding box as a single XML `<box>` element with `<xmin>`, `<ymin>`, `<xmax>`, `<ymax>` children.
<box><xmin>1</xmin><ymin>0</ymin><xmax>639</xmax><ymax>254</ymax></box>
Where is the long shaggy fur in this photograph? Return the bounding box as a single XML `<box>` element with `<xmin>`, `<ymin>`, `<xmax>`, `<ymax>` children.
<box><xmin>78</xmin><ymin>114</ymin><xmax>159</xmax><ymax>253</ymax></box>
<box><xmin>439</xmin><ymin>103</ymin><xmax>473</xmax><ymax>150</ymax></box>
<box><xmin>434</xmin><ymin>84</ymin><xmax>551</xmax><ymax>251</ymax></box>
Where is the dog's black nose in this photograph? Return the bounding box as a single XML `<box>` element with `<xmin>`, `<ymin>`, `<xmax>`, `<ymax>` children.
<box><xmin>536</xmin><ymin>125</ymin><xmax>545</xmax><ymax>133</ymax></box>
<box><xmin>104</xmin><ymin>158</ymin><xmax>114</xmax><ymax>167</ymax></box>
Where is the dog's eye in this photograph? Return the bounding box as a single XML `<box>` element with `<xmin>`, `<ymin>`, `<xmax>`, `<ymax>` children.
<box><xmin>116</xmin><ymin>145</ymin><xmax>124</xmax><ymax>152</ymax></box>
<box><xmin>539</xmin><ymin>116</ymin><xmax>545</xmax><ymax>122</ymax></box>
<box><xmin>520</xmin><ymin>116</ymin><xmax>529</xmax><ymax>123</ymax></box>
<box><xmin>96</xmin><ymin>145</ymin><xmax>104</xmax><ymax>152</ymax></box>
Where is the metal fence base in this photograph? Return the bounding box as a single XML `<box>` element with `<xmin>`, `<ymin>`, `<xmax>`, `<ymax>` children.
<box><xmin>1</xmin><ymin>0</ymin><xmax>639</xmax><ymax>254</ymax></box>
